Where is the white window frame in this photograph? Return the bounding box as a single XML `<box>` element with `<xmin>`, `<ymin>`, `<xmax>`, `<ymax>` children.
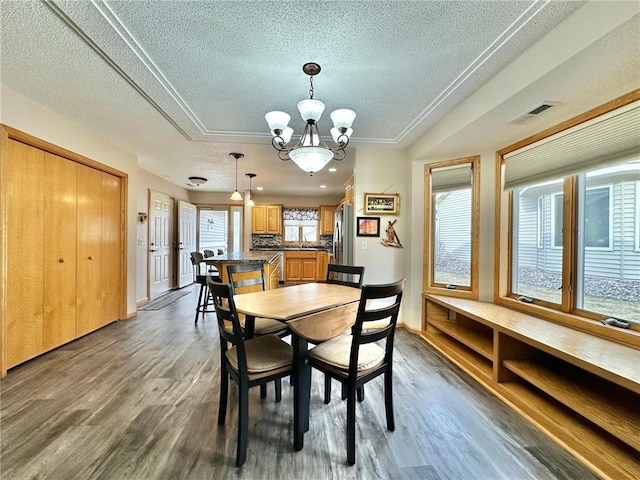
<box><xmin>537</xmin><ymin>196</ymin><xmax>543</xmax><ymax>249</ymax></box>
<box><xmin>635</xmin><ymin>181</ymin><xmax>640</xmax><ymax>252</ymax></box>
<box><xmin>550</xmin><ymin>192</ymin><xmax>563</xmax><ymax>249</ymax></box>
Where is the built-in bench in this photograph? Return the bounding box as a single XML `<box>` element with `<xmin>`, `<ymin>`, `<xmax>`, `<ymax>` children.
<box><xmin>422</xmin><ymin>294</ymin><xmax>640</xmax><ymax>480</ymax></box>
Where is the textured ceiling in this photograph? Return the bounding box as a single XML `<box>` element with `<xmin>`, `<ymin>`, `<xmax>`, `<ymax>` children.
<box><xmin>0</xmin><ymin>0</ymin><xmax>591</xmax><ymax>196</ymax></box>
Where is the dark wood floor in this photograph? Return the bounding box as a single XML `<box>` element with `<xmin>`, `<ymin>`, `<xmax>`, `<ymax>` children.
<box><xmin>1</xmin><ymin>285</ymin><xmax>600</xmax><ymax>480</ymax></box>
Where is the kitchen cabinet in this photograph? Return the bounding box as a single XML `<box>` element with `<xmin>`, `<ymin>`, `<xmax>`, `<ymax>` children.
<box><xmin>319</xmin><ymin>205</ymin><xmax>336</xmax><ymax>235</ymax></box>
<box><xmin>1</xmin><ymin>128</ymin><xmax>124</xmax><ymax>376</ymax></box>
<box><xmin>252</xmin><ymin>204</ymin><xmax>282</xmax><ymax>234</ymax></box>
<box><xmin>316</xmin><ymin>250</ymin><xmax>329</xmax><ymax>280</ymax></box>
<box><xmin>284</xmin><ymin>250</ymin><xmax>330</xmax><ymax>283</ymax></box>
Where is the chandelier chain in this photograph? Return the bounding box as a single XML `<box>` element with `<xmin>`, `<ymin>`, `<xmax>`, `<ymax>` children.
<box><xmin>309</xmin><ymin>75</ymin><xmax>314</xmax><ymax>99</ymax></box>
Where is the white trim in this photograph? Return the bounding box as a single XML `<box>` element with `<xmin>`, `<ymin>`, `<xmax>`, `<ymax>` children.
<box><xmin>635</xmin><ymin>181</ymin><xmax>640</xmax><ymax>252</ymax></box>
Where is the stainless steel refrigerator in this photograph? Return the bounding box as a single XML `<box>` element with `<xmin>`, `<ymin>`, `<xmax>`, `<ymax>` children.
<box><xmin>333</xmin><ymin>203</ymin><xmax>354</xmax><ymax>265</ymax></box>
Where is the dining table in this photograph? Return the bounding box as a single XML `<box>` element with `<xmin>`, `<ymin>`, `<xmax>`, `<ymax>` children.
<box><xmin>233</xmin><ymin>282</ymin><xmax>362</xmax><ymax>450</ymax></box>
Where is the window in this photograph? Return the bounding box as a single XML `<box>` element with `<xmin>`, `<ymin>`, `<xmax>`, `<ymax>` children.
<box><xmin>198</xmin><ymin>205</ymin><xmax>243</xmax><ymax>253</ymax></box>
<box><xmin>425</xmin><ymin>156</ymin><xmax>479</xmax><ymax>297</ymax></box>
<box><xmin>283</xmin><ymin>208</ymin><xmax>319</xmax><ymax>244</ymax></box>
<box><xmin>512</xmin><ymin>180</ymin><xmax>564</xmax><ymax>306</ymax></box>
<box><xmin>498</xmin><ymin>93</ymin><xmax>640</xmax><ymax>328</ymax></box>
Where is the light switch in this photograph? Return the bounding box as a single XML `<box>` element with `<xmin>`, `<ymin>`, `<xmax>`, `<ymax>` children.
<box><xmin>361</xmin><ymin>241</ymin><xmax>367</xmax><ymax>250</ymax></box>
<box><xmin>138</xmin><ymin>238</ymin><xmax>145</xmax><ymax>246</ymax></box>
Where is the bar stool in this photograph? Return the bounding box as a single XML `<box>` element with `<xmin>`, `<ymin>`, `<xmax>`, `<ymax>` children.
<box><xmin>190</xmin><ymin>252</ymin><xmax>219</xmax><ymax>323</ymax></box>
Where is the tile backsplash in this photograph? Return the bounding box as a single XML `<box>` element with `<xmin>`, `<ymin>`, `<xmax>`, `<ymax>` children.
<box><xmin>252</xmin><ymin>234</ymin><xmax>333</xmax><ymax>249</ymax></box>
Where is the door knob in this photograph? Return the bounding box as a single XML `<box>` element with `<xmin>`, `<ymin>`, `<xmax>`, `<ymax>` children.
<box><xmin>150</xmin><ymin>249</ymin><xmax>159</xmax><ymax>252</ymax></box>
<box><xmin>58</xmin><ymin>258</ymin><xmax>64</xmax><ymax>263</ymax></box>
<box><xmin>88</xmin><ymin>256</ymin><xmax>94</xmax><ymax>260</ymax></box>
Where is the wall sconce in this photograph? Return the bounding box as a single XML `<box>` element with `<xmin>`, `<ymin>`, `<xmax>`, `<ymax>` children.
<box><xmin>138</xmin><ymin>212</ymin><xmax>148</xmax><ymax>224</ymax></box>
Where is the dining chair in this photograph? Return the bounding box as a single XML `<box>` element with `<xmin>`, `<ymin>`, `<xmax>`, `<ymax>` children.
<box><xmin>326</xmin><ymin>264</ymin><xmax>365</xmax><ymax>288</ymax></box>
<box><xmin>227</xmin><ymin>262</ymin><xmax>290</xmax><ymax>400</ymax></box>
<box><xmin>324</xmin><ymin>264</ymin><xmax>365</xmax><ymax>403</ymax></box>
<box><xmin>307</xmin><ymin>278</ymin><xmax>405</xmax><ymax>465</ymax></box>
<box><xmin>202</xmin><ymin>249</ymin><xmax>220</xmax><ymax>275</ymax></box>
<box><xmin>208</xmin><ymin>279</ymin><xmax>293</xmax><ymax>467</ymax></box>
<box><xmin>190</xmin><ymin>251</ymin><xmax>220</xmax><ymax>324</ymax></box>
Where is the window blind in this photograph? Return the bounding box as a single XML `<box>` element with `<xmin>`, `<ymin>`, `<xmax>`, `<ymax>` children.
<box><xmin>503</xmin><ymin>101</ymin><xmax>640</xmax><ymax>190</ymax></box>
<box><xmin>431</xmin><ymin>164</ymin><xmax>472</xmax><ymax>193</ymax></box>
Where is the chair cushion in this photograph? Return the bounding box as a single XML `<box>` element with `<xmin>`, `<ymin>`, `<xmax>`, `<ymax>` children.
<box><xmin>254</xmin><ymin>317</ymin><xmax>289</xmax><ymax>335</ymax></box>
<box><xmin>226</xmin><ymin>335</ymin><xmax>292</xmax><ymax>373</ymax></box>
<box><xmin>309</xmin><ymin>335</ymin><xmax>385</xmax><ymax>371</ymax></box>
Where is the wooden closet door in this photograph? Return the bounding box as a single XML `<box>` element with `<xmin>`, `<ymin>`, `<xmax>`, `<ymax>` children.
<box><xmin>76</xmin><ymin>165</ymin><xmax>103</xmax><ymax>336</ymax></box>
<box><xmin>101</xmin><ymin>172</ymin><xmax>121</xmax><ymax>324</ymax></box>
<box><xmin>5</xmin><ymin>140</ymin><xmax>45</xmax><ymax>367</ymax></box>
<box><xmin>43</xmin><ymin>152</ymin><xmax>77</xmax><ymax>349</ymax></box>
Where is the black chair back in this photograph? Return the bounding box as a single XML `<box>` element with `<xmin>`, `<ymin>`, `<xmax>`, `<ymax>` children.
<box><xmin>203</xmin><ymin>249</ymin><xmax>215</xmax><ymax>258</ymax></box>
<box><xmin>227</xmin><ymin>263</ymin><xmax>267</xmax><ymax>294</ymax></box>
<box><xmin>326</xmin><ymin>264</ymin><xmax>365</xmax><ymax>288</ymax></box>
<box><xmin>350</xmin><ymin>278</ymin><xmax>405</xmax><ymax>374</ymax></box>
<box><xmin>208</xmin><ymin>280</ymin><xmax>246</xmax><ymax>356</ymax></box>
<box><xmin>190</xmin><ymin>251</ymin><xmax>206</xmax><ymax>278</ymax></box>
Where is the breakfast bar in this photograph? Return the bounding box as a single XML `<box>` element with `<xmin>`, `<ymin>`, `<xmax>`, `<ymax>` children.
<box><xmin>204</xmin><ymin>251</ymin><xmax>282</xmax><ymax>289</ymax></box>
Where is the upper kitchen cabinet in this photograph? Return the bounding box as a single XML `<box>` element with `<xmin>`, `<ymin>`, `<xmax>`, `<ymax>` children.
<box><xmin>252</xmin><ymin>204</ymin><xmax>282</xmax><ymax>235</ymax></box>
<box><xmin>319</xmin><ymin>205</ymin><xmax>336</xmax><ymax>235</ymax></box>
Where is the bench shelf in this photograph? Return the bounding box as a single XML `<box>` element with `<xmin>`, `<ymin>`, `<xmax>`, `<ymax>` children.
<box><xmin>423</xmin><ymin>293</ymin><xmax>640</xmax><ymax>480</ymax></box>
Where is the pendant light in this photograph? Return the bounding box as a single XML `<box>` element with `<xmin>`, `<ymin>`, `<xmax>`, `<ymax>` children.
<box><xmin>245</xmin><ymin>173</ymin><xmax>256</xmax><ymax>207</ymax></box>
<box><xmin>229</xmin><ymin>153</ymin><xmax>244</xmax><ymax>201</ymax></box>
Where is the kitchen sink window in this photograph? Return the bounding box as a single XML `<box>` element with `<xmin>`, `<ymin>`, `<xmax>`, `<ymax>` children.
<box><xmin>283</xmin><ymin>208</ymin><xmax>319</xmax><ymax>245</ymax></box>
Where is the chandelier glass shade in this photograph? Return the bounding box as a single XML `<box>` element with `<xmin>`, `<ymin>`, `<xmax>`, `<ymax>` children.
<box><xmin>266</xmin><ymin>63</ymin><xmax>355</xmax><ymax>174</ymax></box>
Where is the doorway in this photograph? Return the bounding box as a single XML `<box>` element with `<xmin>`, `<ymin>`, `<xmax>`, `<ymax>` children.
<box><xmin>197</xmin><ymin>206</ymin><xmax>243</xmax><ymax>254</ymax></box>
<box><xmin>149</xmin><ymin>191</ymin><xmax>174</xmax><ymax>298</ymax></box>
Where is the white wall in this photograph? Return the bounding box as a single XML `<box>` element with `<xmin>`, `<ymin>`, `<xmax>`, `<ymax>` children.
<box><xmin>352</xmin><ymin>146</ymin><xmax>415</xmax><ymax>326</ymax></box>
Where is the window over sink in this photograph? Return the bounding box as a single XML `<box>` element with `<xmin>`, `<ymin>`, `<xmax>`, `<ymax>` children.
<box><xmin>283</xmin><ymin>208</ymin><xmax>319</xmax><ymax>245</ymax></box>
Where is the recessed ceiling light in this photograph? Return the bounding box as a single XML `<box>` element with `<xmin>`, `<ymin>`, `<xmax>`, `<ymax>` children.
<box><xmin>328</xmin><ymin>167</ymin><xmax>337</xmax><ymax>172</ymax></box>
<box><xmin>256</xmin><ymin>186</ymin><xmax>263</xmax><ymax>191</ymax></box>
<box><xmin>320</xmin><ymin>185</ymin><xmax>327</xmax><ymax>188</ymax></box>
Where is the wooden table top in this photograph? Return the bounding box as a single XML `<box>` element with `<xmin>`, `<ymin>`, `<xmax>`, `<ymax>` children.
<box><xmin>233</xmin><ymin>283</ymin><xmax>361</xmax><ymax>322</ymax></box>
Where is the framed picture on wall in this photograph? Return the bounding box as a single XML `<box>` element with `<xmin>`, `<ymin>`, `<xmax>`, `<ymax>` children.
<box><xmin>356</xmin><ymin>216</ymin><xmax>380</xmax><ymax>237</ymax></box>
<box><xmin>364</xmin><ymin>193</ymin><xmax>400</xmax><ymax>215</ymax></box>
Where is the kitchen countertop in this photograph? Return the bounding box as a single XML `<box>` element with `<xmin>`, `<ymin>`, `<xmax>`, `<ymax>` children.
<box><xmin>205</xmin><ymin>251</ymin><xmax>282</xmax><ymax>264</ymax></box>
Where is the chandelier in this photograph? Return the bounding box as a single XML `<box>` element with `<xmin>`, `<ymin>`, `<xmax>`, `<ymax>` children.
<box><xmin>265</xmin><ymin>63</ymin><xmax>355</xmax><ymax>174</ymax></box>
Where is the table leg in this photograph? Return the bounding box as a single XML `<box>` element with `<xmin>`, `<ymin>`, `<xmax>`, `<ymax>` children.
<box><xmin>293</xmin><ymin>333</ymin><xmax>310</xmax><ymax>451</ymax></box>
<box><xmin>244</xmin><ymin>315</ymin><xmax>255</xmax><ymax>339</ymax></box>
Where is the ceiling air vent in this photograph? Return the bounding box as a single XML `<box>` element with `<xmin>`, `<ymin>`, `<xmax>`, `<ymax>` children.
<box><xmin>508</xmin><ymin>101</ymin><xmax>558</xmax><ymax>125</ymax></box>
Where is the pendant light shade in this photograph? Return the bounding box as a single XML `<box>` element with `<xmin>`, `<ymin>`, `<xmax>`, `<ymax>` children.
<box><xmin>229</xmin><ymin>153</ymin><xmax>244</xmax><ymax>201</ymax></box>
<box><xmin>245</xmin><ymin>173</ymin><xmax>256</xmax><ymax>207</ymax></box>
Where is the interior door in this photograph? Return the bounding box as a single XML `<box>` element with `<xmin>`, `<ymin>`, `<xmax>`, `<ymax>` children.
<box><xmin>178</xmin><ymin>200</ymin><xmax>197</xmax><ymax>288</ymax></box>
<box><xmin>77</xmin><ymin>164</ymin><xmax>103</xmax><ymax>336</ymax></box>
<box><xmin>44</xmin><ymin>152</ymin><xmax>77</xmax><ymax>349</ymax></box>
<box><xmin>149</xmin><ymin>191</ymin><xmax>174</xmax><ymax>298</ymax></box>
